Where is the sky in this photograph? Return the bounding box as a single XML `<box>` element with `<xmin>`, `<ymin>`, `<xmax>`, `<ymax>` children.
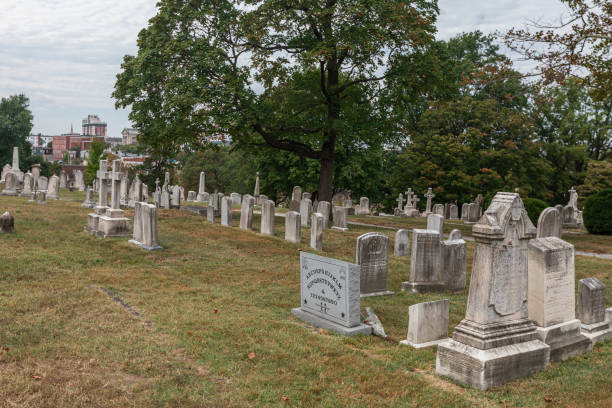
<box><xmin>0</xmin><ymin>0</ymin><xmax>570</xmax><ymax>137</ymax></box>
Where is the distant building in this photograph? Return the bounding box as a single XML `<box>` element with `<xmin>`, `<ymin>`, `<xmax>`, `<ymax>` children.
<box><xmin>53</xmin><ymin>129</ymin><xmax>105</xmax><ymax>161</ymax></box>
<box><xmin>121</xmin><ymin>156</ymin><xmax>147</xmax><ymax>167</ymax></box>
<box><xmin>122</xmin><ymin>128</ymin><xmax>139</xmax><ymax>145</ymax></box>
<box><xmin>105</xmin><ymin>137</ymin><xmax>123</xmax><ymax>147</ymax></box>
<box><xmin>27</xmin><ymin>133</ymin><xmax>54</xmax><ymax>148</ymax></box>
<box><xmin>82</xmin><ymin>115</ymin><xmax>107</xmax><ymax>137</ymax></box>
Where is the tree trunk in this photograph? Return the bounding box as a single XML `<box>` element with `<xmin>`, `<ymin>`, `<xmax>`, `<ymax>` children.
<box><xmin>318</xmin><ymin>145</ymin><xmax>335</xmax><ymax>202</ymax></box>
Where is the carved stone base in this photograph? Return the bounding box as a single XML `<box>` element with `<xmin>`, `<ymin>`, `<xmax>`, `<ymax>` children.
<box><xmin>581</xmin><ymin>320</ymin><xmax>612</xmax><ymax>345</ymax></box>
<box><xmin>452</xmin><ymin>318</ymin><xmax>538</xmax><ymax>350</ymax></box>
<box><xmin>535</xmin><ymin>319</ymin><xmax>592</xmax><ymax>361</ymax></box>
<box><xmin>401</xmin><ymin>281</ymin><xmax>446</xmax><ymax>293</ymax></box>
<box><xmin>96</xmin><ymin>216</ymin><xmax>131</xmax><ymax>238</ymax></box>
<box><xmin>291</xmin><ymin>308</ymin><xmax>372</xmax><ymax>337</ymax></box>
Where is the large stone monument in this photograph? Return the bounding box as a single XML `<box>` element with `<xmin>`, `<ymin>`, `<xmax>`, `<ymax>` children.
<box><xmin>87</xmin><ymin>160</ymin><xmax>131</xmax><ymax>238</ymax></box>
<box><xmin>436</xmin><ymin>192</ymin><xmax>549</xmax><ymax>390</ymax></box>
<box><xmin>403</xmin><ymin>188</ymin><xmax>420</xmax><ymax>217</ymax></box>
<box><xmin>292</xmin><ymin>252</ymin><xmax>372</xmax><ymax>336</ymax></box>
<box><xmin>355</xmin><ymin>232</ymin><xmax>393</xmax><ymax>297</ymax></box>
<box><xmin>400</xmin><ymin>299</ymin><xmax>450</xmax><ymax>349</ymax></box>
<box><xmin>130</xmin><ymin>202</ymin><xmax>162</xmax><ymax>251</ymax></box>
<box><xmin>577</xmin><ymin>278</ymin><xmax>612</xmax><ymax>345</ymax></box>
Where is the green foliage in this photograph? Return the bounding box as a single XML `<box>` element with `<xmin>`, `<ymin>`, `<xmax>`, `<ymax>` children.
<box><xmin>523</xmin><ymin>198</ymin><xmax>549</xmax><ymax>225</ymax></box>
<box><xmin>40</xmin><ymin>161</ymin><xmax>62</xmax><ymax>178</ymax></box>
<box><xmin>85</xmin><ymin>141</ymin><xmax>105</xmax><ymax>186</ymax></box>
<box><xmin>0</xmin><ymin>94</ymin><xmax>33</xmax><ymax>167</ymax></box>
<box><xmin>583</xmin><ymin>188</ymin><xmax>612</xmax><ymax>235</ymax></box>
<box><xmin>577</xmin><ymin>160</ymin><xmax>612</xmax><ymax>204</ymax></box>
<box><xmin>115</xmin><ymin>144</ymin><xmax>145</xmax><ymax>155</ymax></box>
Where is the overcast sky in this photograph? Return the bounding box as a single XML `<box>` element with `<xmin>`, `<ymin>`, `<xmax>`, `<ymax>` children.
<box><xmin>0</xmin><ymin>0</ymin><xmax>569</xmax><ymax>136</ymax></box>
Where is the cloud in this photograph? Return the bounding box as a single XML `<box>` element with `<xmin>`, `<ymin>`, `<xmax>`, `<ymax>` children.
<box><xmin>0</xmin><ymin>0</ymin><xmax>570</xmax><ymax>136</ymax></box>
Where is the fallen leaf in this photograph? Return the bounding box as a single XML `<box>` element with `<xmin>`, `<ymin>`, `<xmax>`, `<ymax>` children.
<box><xmin>544</xmin><ymin>397</ymin><xmax>552</xmax><ymax>403</ymax></box>
<box><xmin>248</xmin><ymin>352</ymin><xmax>255</xmax><ymax>359</ymax></box>
<box><xmin>281</xmin><ymin>396</ymin><xmax>288</xmax><ymax>401</ymax></box>
<box><xmin>213</xmin><ymin>309</ymin><xmax>218</xmax><ymax>314</ymax></box>
<box><xmin>32</xmin><ymin>375</ymin><xmax>42</xmax><ymax>380</ymax></box>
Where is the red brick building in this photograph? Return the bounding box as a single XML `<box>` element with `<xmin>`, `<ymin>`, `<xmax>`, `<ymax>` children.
<box><xmin>53</xmin><ymin>134</ymin><xmax>105</xmax><ymax>161</ymax></box>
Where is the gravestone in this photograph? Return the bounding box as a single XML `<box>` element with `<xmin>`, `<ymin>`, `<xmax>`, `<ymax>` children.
<box><xmin>577</xmin><ymin>278</ymin><xmax>612</xmax><ymax>344</ymax></box>
<box><xmin>21</xmin><ymin>173</ymin><xmax>33</xmax><ymax>197</ymax></box>
<box><xmin>253</xmin><ymin>171</ymin><xmax>260</xmax><ymax>199</ymax></box>
<box><xmin>437</xmin><ymin>192</ymin><xmax>549</xmax><ymax>391</ymax></box>
<box><xmin>285</xmin><ymin>211</ymin><xmax>301</xmax><ymax>243</ymax></box>
<box><xmin>239</xmin><ymin>195</ymin><xmax>255</xmax><ymax>230</ymax></box>
<box><xmin>356</xmin><ymin>232</ymin><xmax>393</xmax><ymax>297</ymax></box>
<box><xmin>128</xmin><ymin>176</ymin><xmax>143</xmax><ymax>208</ymax></box>
<box><xmin>400</xmin><ymin>299</ymin><xmax>450</xmax><ymax>348</ymax></box>
<box><xmin>207</xmin><ymin>203</ymin><xmax>215</xmax><ymax>223</ymax></box>
<box><xmin>355</xmin><ymin>197</ymin><xmax>370</xmax><ymax>215</ymax></box>
<box><xmin>38</xmin><ymin>191</ymin><xmax>47</xmax><ymax>204</ymax></box>
<box><xmin>292</xmin><ymin>252</ymin><xmax>371</xmax><ymax>336</ymax></box>
<box><xmin>300</xmin><ymin>198</ymin><xmax>312</xmax><ymax>227</ymax></box>
<box><xmin>302</xmin><ymin>192</ymin><xmax>311</xmax><ymax>200</ymax></box>
<box><xmin>187</xmin><ymin>191</ymin><xmax>196</xmax><ymax>202</ymax></box>
<box><xmin>256</xmin><ymin>194</ymin><xmax>268</xmax><ymax>206</ymax></box>
<box><xmin>310</xmin><ymin>213</ymin><xmax>324</xmax><ymax>251</ymax></box>
<box><xmin>47</xmin><ymin>175</ymin><xmax>60</xmax><ymax>200</ymax></box>
<box><xmin>440</xmin><ymin>230</ymin><xmax>467</xmax><ymax>292</ymax></box>
<box><xmin>396</xmin><ymin>193</ymin><xmax>404</xmax><ymax>213</ymax></box>
<box><xmin>231</xmin><ymin>193</ymin><xmax>241</xmax><ymax>206</ymax></box>
<box><xmin>38</xmin><ymin>176</ymin><xmax>48</xmax><ymax>191</ymax></box>
<box><xmin>82</xmin><ymin>187</ymin><xmax>95</xmax><ymax>208</ymax></box>
<box><xmin>120</xmin><ymin>175</ymin><xmax>129</xmax><ymax>206</ymax></box>
<box><xmin>394</xmin><ymin>229</ymin><xmax>411</xmax><ymax>256</ymax></box>
<box><xmin>449</xmin><ymin>204</ymin><xmax>459</xmax><ymax>220</ymax></box>
<box><xmin>221</xmin><ymin>196</ymin><xmax>233</xmax><ymax>226</ymax></box>
<box><xmin>2</xmin><ymin>173</ymin><xmax>18</xmax><ymax>196</ymax></box>
<box><xmin>161</xmin><ymin>186</ymin><xmax>170</xmax><ymax>210</ymax></box>
<box><xmin>260</xmin><ymin>200</ymin><xmax>275</xmax><ymax>235</ymax></box>
<box><xmin>180</xmin><ymin>186</ymin><xmax>186</xmax><ymax>202</ymax></box>
<box><xmin>59</xmin><ymin>171</ymin><xmax>67</xmax><ymax>189</ymax></box>
<box><xmin>528</xmin><ymin>223</ymin><xmax>591</xmax><ymax>361</ymax></box>
<box><xmin>197</xmin><ymin>172</ymin><xmax>207</xmax><ymax>202</ymax></box>
<box><xmin>74</xmin><ymin>170</ymin><xmax>85</xmax><ymax>191</ymax></box>
<box><xmin>427</xmin><ymin>214</ymin><xmax>444</xmax><ymax>237</ymax></box>
<box><xmin>1</xmin><ymin>164</ymin><xmax>10</xmax><ymax>182</ymax></box>
<box><xmin>130</xmin><ymin>202</ymin><xmax>162</xmax><ymax>251</ymax></box>
<box><xmin>433</xmin><ymin>204</ymin><xmax>444</xmax><ymax>216</ymax></box>
<box><xmin>28</xmin><ymin>192</ymin><xmax>37</xmax><ymax>202</ymax></box>
<box><xmin>94</xmin><ymin>160</ymin><xmax>131</xmax><ymax>238</ymax></box>
<box><xmin>402</xmin><ymin>229</ymin><xmax>443</xmax><ymax>293</ymax></box>
<box><xmin>332</xmin><ymin>206</ymin><xmax>349</xmax><ymax>232</ymax></box>
<box><xmin>317</xmin><ymin>201</ymin><xmax>331</xmax><ymax>229</ymax></box>
<box><xmin>171</xmin><ymin>185</ymin><xmax>181</xmax><ymax>208</ymax></box>
<box><xmin>292</xmin><ymin>186</ymin><xmax>302</xmax><ymax>202</ymax></box>
<box><xmin>423</xmin><ymin>188</ymin><xmax>435</xmax><ymax>215</ymax></box>
<box><xmin>86</xmin><ymin>160</ymin><xmax>110</xmax><ymax>237</ymax></box>
<box><xmin>467</xmin><ymin>202</ymin><xmax>480</xmax><ymax>223</ymax></box>
<box><xmin>461</xmin><ymin>203</ymin><xmax>469</xmax><ymax>220</ymax></box>
<box><xmin>0</xmin><ymin>212</ymin><xmax>15</xmax><ymax>233</ymax></box>
<box><xmin>289</xmin><ymin>199</ymin><xmax>300</xmax><ymax>212</ymax></box>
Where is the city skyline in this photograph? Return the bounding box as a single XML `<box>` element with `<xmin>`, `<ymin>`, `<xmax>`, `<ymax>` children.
<box><xmin>0</xmin><ymin>0</ymin><xmax>569</xmax><ymax>136</ymax></box>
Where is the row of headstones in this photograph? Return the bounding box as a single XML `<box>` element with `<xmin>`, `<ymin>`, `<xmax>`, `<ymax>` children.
<box><xmin>292</xmin><ymin>193</ymin><xmax>611</xmax><ymax>390</ymax></box>
<box><xmin>2</xmin><ymin>172</ymin><xmax>61</xmax><ymax>200</ymax></box>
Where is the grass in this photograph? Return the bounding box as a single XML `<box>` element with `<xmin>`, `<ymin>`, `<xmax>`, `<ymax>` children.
<box><xmin>0</xmin><ymin>192</ymin><xmax>610</xmax><ymax>407</ymax></box>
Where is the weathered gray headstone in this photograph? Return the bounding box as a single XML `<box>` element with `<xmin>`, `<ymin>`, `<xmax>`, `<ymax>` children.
<box><xmin>461</xmin><ymin>203</ymin><xmax>469</xmax><ymax>220</ymax></box>
<box><xmin>94</xmin><ymin>160</ymin><xmax>131</xmax><ymax>238</ymax></box>
<box><xmin>82</xmin><ymin>187</ymin><xmax>95</xmax><ymax>208</ymax></box>
<box><xmin>207</xmin><ymin>203</ymin><xmax>215</xmax><ymax>223</ymax></box>
<box><xmin>197</xmin><ymin>172</ymin><xmax>207</xmax><ymax>202</ymax></box>
<box><xmin>302</xmin><ymin>192</ymin><xmax>311</xmax><ymax>200</ymax></box>
<box><xmin>433</xmin><ymin>204</ymin><xmax>444</xmax><ymax>216</ymax></box>
<box><xmin>130</xmin><ymin>202</ymin><xmax>162</xmax><ymax>251</ymax></box>
<box><xmin>467</xmin><ymin>202</ymin><xmax>480</xmax><ymax>223</ymax></box>
<box><xmin>240</xmin><ymin>195</ymin><xmax>255</xmax><ymax>230</ymax></box>
<box><xmin>47</xmin><ymin>175</ymin><xmax>60</xmax><ymax>200</ymax></box>
<box><xmin>426</xmin><ymin>214</ymin><xmax>444</xmax><ymax>237</ymax></box>
<box><xmin>291</xmin><ymin>186</ymin><xmax>302</xmax><ymax>202</ymax></box>
<box><xmin>436</xmin><ymin>192</ymin><xmax>549</xmax><ymax>391</ymax></box>
<box><xmin>187</xmin><ymin>191</ymin><xmax>196</xmax><ymax>202</ymax></box>
<box><xmin>1</xmin><ymin>172</ymin><xmax>18</xmax><ymax>196</ymax></box>
<box><xmin>59</xmin><ymin>171</ymin><xmax>67</xmax><ymax>189</ymax></box>
<box><xmin>171</xmin><ymin>185</ymin><xmax>181</xmax><ymax>208</ymax></box>
<box><xmin>300</xmin><ymin>198</ymin><xmax>312</xmax><ymax>227</ymax></box>
<box><xmin>440</xmin><ymin>230</ymin><xmax>466</xmax><ymax>292</ymax></box>
<box><xmin>402</xmin><ymin>229</ymin><xmax>443</xmax><ymax>293</ymax></box>
<box><xmin>449</xmin><ymin>204</ymin><xmax>459</xmax><ymax>220</ymax></box>
<box><xmin>291</xmin><ymin>252</ymin><xmax>372</xmax><ymax>336</ymax></box>
<box><xmin>260</xmin><ymin>200</ymin><xmax>275</xmax><ymax>235</ymax></box>
<box><xmin>37</xmin><ymin>176</ymin><xmax>49</xmax><ymax>192</ymax></box>
<box><xmin>285</xmin><ymin>211</ymin><xmax>301</xmax><ymax>243</ymax></box>
<box><xmin>332</xmin><ymin>206</ymin><xmax>349</xmax><ymax>231</ymax></box>
<box><xmin>289</xmin><ymin>199</ymin><xmax>300</xmax><ymax>212</ymax></box>
<box><xmin>221</xmin><ymin>196</ymin><xmax>233</xmax><ymax>226</ymax></box>
<box><xmin>400</xmin><ymin>299</ymin><xmax>450</xmax><ymax>348</ymax></box>
<box><xmin>317</xmin><ymin>201</ymin><xmax>331</xmax><ymax>229</ymax></box>
<box><xmin>356</xmin><ymin>233</ymin><xmax>392</xmax><ymax>297</ymax></box>
<box><xmin>355</xmin><ymin>197</ymin><xmax>370</xmax><ymax>215</ymax></box>
<box><xmin>394</xmin><ymin>229</ymin><xmax>410</xmax><ymax>256</ymax></box>
<box><xmin>38</xmin><ymin>191</ymin><xmax>47</xmax><ymax>204</ymax></box>
<box><xmin>423</xmin><ymin>188</ymin><xmax>435</xmax><ymax>215</ymax></box>
<box><xmin>21</xmin><ymin>172</ymin><xmax>33</xmax><ymax>197</ymax></box>
<box><xmin>231</xmin><ymin>193</ymin><xmax>241</xmax><ymax>206</ymax></box>
<box><xmin>0</xmin><ymin>211</ymin><xmax>14</xmax><ymax>233</ymax></box>
<box><xmin>310</xmin><ymin>213</ymin><xmax>324</xmax><ymax>251</ymax></box>
<box><xmin>537</xmin><ymin>207</ymin><xmax>562</xmax><ymax>238</ymax></box>
<box><xmin>577</xmin><ymin>278</ymin><xmax>612</xmax><ymax>344</ymax></box>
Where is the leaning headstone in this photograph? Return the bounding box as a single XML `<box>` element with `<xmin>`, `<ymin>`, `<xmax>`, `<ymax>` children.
<box><xmin>0</xmin><ymin>212</ymin><xmax>15</xmax><ymax>233</ymax></box>
<box><xmin>300</xmin><ymin>198</ymin><xmax>312</xmax><ymax>227</ymax></box>
<box><xmin>130</xmin><ymin>202</ymin><xmax>162</xmax><ymax>251</ymax></box>
<box><xmin>239</xmin><ymin>195</ymin><xmax>255</xmax><ymax>230</ymax></box>
<box><xmin>436</xmin><ymin>192</ymin><xmax>549</xmax><ymax>391</ymax></box>
<box><xmin>292</xmin><ymin>252</ymin><xmax>372</xmax><ymax>336</ymax></box>
<box><xmin>394</xmin><ymin>229</ymin><xmax>411</xmax><ymax>256</ymax></box>
<box><xmin>316</xmin><ymin>201</ymin><xmax>331</xmax><ymax>229</ymax></box>
<box><xmin>196</xmin><ymin>171</ymin><xmax>207</xmax><ymax>202</ymax></box>
<box><xmin>260</xmin><ymin>200</ymin><xmax>275</xmax><ymax>235</ymax></box>
<box><xmin>21</xmin><ymin>173</ymin><xmax>33</xmax><ymax>197</ymax></box>
<box><xmin>285</xmin><ymin>211</ymin><xmax>301</xmax><ymax>243</ymax></box>
<box><xmin>82</xmin><ymin>187</ymin><xmax>95</xmax><ymax>208</ymax></box>
<box><xmin>577</xmin><ymin>278</ymin><xmax>612</xmax><ymax>344</ymax></box>
<box><xmin>187</xmin><ymin>191</ymin><xmax>196</xmax><ymax>202</ymax></box>
<box><xmin>332</xmin><ymin>206</ymin><xmax>349</xmax><ymax>231</ymax></box>
<box><xmin>426</xmin><ymin>214</ymin><xmax>444</xmax><ymax>237</ymax></box>
<box><xmin>310</xmin><ymin>213</ymin><xmax>324</xmax><ymax>251</ymax></box>
<box><xmin>439</xmin><ymin>230</ymin><xmax>467</xmax><ymax>292</ymax></box>
<box><xmin>221</xmin><ymin>196</ymin><xmax>233</xmax><ymax>226</ymax></box>
<box><xmin>402</xmin><ymin>229</ymin><xmax>443</xmax><ymax>293</ymax></box>
<box><xmin>355</xmin><ymin>197</ymin><xmax>370</xmax><ymax>215</ymax></box>
<box><xmin>1</xmin><ymin>173</ymin><xmax>18</xmax><ymax>196</ymax></box>
<box><xmin>47</xmin><ymin>175</ymin><xmax>60</xmax><ymax>200</ymax></box>
<box><xmin>528</xmin><ymin>225</ymin><xmax>591</xmax><ymax>361</ymax></box>
<box><xmin>400</xmin><ymin>299</ymin><xmax>450</xmax><ymax>348</ymax></box>
<box><xmin>356</xmin><ymin>232</ymin><xmax>393</xmax><ymax>297</ymax></box>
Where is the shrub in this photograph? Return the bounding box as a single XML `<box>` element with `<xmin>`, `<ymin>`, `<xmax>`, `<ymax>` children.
<box><xmin>523</xmin><ymin>197</ymin><xmax>548</xmax><ymax>225</ymax></box>
<box><xmin>583</xmin><ymin>188</ymin><xmax>612</xmax><ymax>235</ymax></box>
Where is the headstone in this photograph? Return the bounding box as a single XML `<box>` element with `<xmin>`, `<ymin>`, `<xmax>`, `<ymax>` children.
<box><xmin>536</xmin><ymin>207</ymin><xmax>562</xmax><ymax>238</ymax></box>
<box><xmin>400</xmin><ymin>299</ymin><xmax>450</xmax><ymax>348</ymax></box>
<box><xmin>396</xmin><ymin>193</ymin><xmax>404</xmax><ymax>213</ymax></box>
<box><xmin>467</xmin><ymin>202</ymin><xmax>480</xmax><ymax>223</ymax></box>
<box><xmin>260</xmin><ymin>200</ymin><xmax>275</xmax><ymax>235</ymax></box>
<box><xmin>38</xmin><ymin>191</ymin><xmax>47</xmax><ymax>204</ymax></box>
<box><xmin>436</xmin><ymin>192</ymin><xmax>549</xmax><ymax>391</ymax></box>
<box><xmin>1</xmin><ymin>173</ymin><xmax>18</xmax><ymax>196</ymax></box>
<box><xmin>187</xmin><ymin>191</ymin><xmax>196</xmax><ymax>202</ymax></box>
<box><xmin>196</xmin><ymin>171</ymin><xmax>207</xmax><ymax>202</ymax></box>
<box><xmin>402</xmin><ymin>229</ymin><xmax>443</xmax><ymax>293</ymax></box>
<box><xmin>161</xmin><ymin>187</ymin><xmax>170</xmax><ymax>210</ymax></box>
<box><xmin>207</xmin><ymin>203</ymin><xmax>215</xmax><ymax>223</ymax></box>
<box><xmin>310</xmin><ymin>213</ymin><xmax>324</xmax><ymax>251</ymax></box>
<box><xmin>11</xmin><ymin>146</ymin><xmax>20</xmax><ymax>172</ymax></box>
<box><xmin>171</xmin><ymin>185</ymin><xmax>181</xmax><ymax>208</ymax></box>
<box><xmin>356</xmin><ymin>232</ymin><xmax>393</xmax><ymax>297</ymax></box>
<box><xmin>1</xmin><ymin>164</ymin><xmax>11</xmax><ymax>182</ymax></box>
<box><xmin>37</xmin><ymin>176</ymin><xmax>48</xmax><ymax>191</ymax></box>
<box><xmin>461</xmin><ymin>203</ymin><xmax>469</xmax><ymax>220</ymax></box>
<box><xmin>300</xmin><ymin>198</ymin><xmax>312</xmax><ymax>227</ymax></box>
<box><xmin>59</xmin><ymin>171</ymin><xmax>67</xmax><ymax>189</ymax></box>
<box><xmin>449</xmin><ymin>204</ymin><xmax>459</xmax><ymax>220</ymax></box>
<box><xmin>74</xmin><ymin>170</ymin><xmax>85</xmax><ymax>191</ymax></box>
<box><xmin>394</xmin><ymin>229</ymin><xmax>410</xmax><ymax>256</ymax></box>
<box><xmin>221</xmin><ymin>196</ymin><xmax>233</xmax><ymax>226</ymax></box>
<box><xmin>302</xmin><ymin>192</ymin><xmax>311</xmax><ymax>200</ymax></box>
<box><xmin>82</xmin><ymin>187</ymin><xmax>95</xmax><ymax>208</ymax></box>
<box><xmin>433</xmin><ymin>204</ymin><xmax>444</xmax><ymax>216</ymax></box>
<box><xmin>439</xmin><ymin>230</ymin><xmax>467</xmax><ymax>292</ymax></box>
<box><xmin>291</xmin><ymin>252</ymin><xmax>372</xmax><ymax>336</ymax></box>
<box><xmin>577</xmin><ymin>278</ymin><xmax>612</xmax><ymax>344</ymax></box>
<box><xmin>256</xmin><ymin>194</ymin><xmax>268</xmax><ymax>206</ymax></box>
<box><xmin>568</xmin><ymin>187</ymin><xmax>578</xmax><ymax>210</ymax></box>
<box><xmin>332</xmin><ymin>207</ymin><xmax>349</xmax><ymax>231</ymax></box>
<box><xmin>21</xmin><ymin>173</ymin><xmax>33</xmax><ymax>197</ymax></box>
<box><xmin>291</xmin><ymin>186</ymin><xmax>302</xmax><ymax>202</ymax></box>
<box><xmin>0</xmin><ymin>212</ymin><xmax>14</xmax><ymax>233</ymax></box>
<box><xmin>129</xmin><ymin>202</ymin><xmax>162</xmax><ymax>251</ymax></box>
<box><xmin>316</xmin><ymin>201</ymin><xmax>331</xmax><ymax>229</ymax></box>
<box><xmin>47</xmin><ymin>175</ymin><xmax>60</xmax><ymax>200</ymax></box>
<box><xmin>424</xmin><ymin>188</ymin><xmax>435</xmax><ymax>215</ymax></box>
<box><xmin>285</xmin><ymin>211</ymin><xmax>301</xmax><ymax>243</ymax></box>
<box><xmin>180</xmin><ymin>186</ymin><xmax>186</xmax><ymax>202</ymax></box>
<box><xmin>231</xmin><ymin>193</ymin><xmax>241</xmax><ymax>206</ymax></box>
<box><xmin>94</xmin><ymin>160</ymin><xmax>131</xmax><ymax>238</ymax></box>
<box><xmin>120</xmin><ymin>175</ymin><xmax>129</xmax><ymax>206</ymax></box>
<box><xmin>426</xmin><ymin>214</ymin><xmax>444</xmax><ymax>237</ymax></box>
<box><xmin>355</xmin><ymin>197</ymin><xmax>370</xmax><ymax>215</ymax></box>
<box><xmin>239</xmin><ymin>195</ymin><xmax>255</xmax><ymax>230</ymax></box>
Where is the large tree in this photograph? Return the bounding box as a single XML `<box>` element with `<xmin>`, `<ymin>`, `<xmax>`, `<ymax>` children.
<box><xmin>0</xmin><ymin>94</ymin><xmax>33</xmax><ymax>167</ymax></box>
<box><xmin>114</xmin><ymin>0</ymin><xmax>438</xmax><ymax>201</ymax></box>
